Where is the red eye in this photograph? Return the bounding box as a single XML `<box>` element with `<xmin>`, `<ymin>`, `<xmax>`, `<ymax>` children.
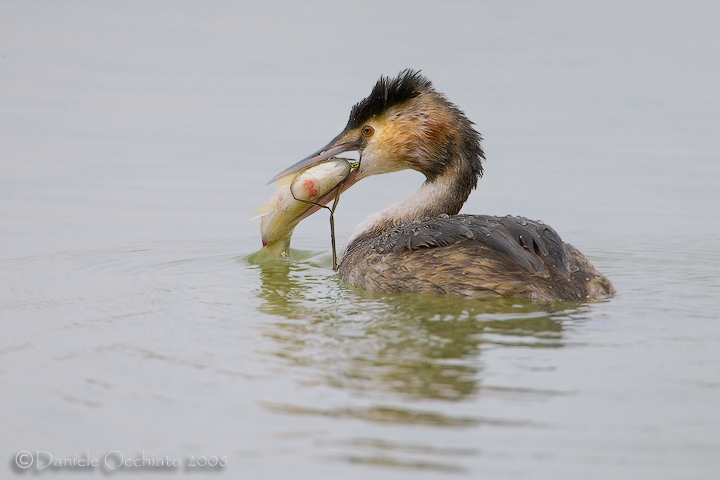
<box><xmin>361</xmin><ymin>125</ymin><xmax>375</xmax><ymax>138</ymax></box>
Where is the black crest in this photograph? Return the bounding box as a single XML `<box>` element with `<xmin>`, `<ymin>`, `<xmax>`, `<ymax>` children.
<box><xmin>346</xmin><ymin>69</ymin><xmax>433</xmax><ymax>130</ymax></box>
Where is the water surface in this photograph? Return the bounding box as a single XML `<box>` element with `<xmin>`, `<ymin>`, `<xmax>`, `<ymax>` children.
<box><xmin>1</xmin><ymin>2</ymin><xmax>719</xmax><ymax>479</ymax></box>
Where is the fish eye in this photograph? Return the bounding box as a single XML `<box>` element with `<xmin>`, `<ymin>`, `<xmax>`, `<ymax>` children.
<box><xmin>361</xmin><ymin>125</ymin><xmax>375</xmax><ymax>138</ymax></box>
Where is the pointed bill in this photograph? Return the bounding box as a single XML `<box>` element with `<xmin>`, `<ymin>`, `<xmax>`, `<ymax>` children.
<box><xmin>266</xmin><ymin>139</ymin><xmax>362</xmax><ymax>185</ymax></box>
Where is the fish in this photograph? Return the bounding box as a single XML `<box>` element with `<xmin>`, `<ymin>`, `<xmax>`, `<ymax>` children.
<box><xmin>253</xmin><ymin>158</ymin><xmax>353</xmax><ymax>258</ymax></box>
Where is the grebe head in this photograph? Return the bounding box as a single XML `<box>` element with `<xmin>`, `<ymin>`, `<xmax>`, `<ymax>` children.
<box><xmin>268</xmin><ymin>69</ymin><xmax>484</xmax><ymax>188</ymax></box>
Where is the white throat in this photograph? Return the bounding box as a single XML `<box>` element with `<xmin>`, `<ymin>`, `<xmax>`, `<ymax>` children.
<box><xmin>341</xmin><ymin>176</ymin><xmax>459</xmax><ymax>256</ymax></box>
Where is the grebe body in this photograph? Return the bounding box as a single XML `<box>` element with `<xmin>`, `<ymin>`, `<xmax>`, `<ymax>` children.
<box><xmin>266</xmin><ymin>70</ymin><xmax>614</xmax><ymax>301</ymax></box>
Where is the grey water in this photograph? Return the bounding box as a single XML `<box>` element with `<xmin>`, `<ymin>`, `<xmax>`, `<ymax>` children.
<box><xmin>1</xmin><ymin>2</ymin><xmax>719</xmax><ymax>479</ymax></box>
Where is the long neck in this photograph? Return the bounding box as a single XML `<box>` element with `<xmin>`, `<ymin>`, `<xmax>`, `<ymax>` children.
<box><xmin>342</xmin><ymin>92</ymin><xmax>484</xmax><ymax>256</ymax></box>
<box><xmin>342</xmin><ymin>162</ymin><xmax>476</xmax><ymax>254</ymax></box>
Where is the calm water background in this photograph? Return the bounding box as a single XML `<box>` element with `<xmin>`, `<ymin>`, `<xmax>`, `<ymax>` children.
<box><xmin>2</xmin><ymin>2</ymin><xmax>719</xmax><ymax>479</ymax></box>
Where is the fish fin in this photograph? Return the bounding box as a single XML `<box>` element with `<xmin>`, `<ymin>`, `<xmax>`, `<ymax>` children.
<box><xmin>275</xmin><ymin>174</ymin><xmax>295</xmax><ymax>187</ymax></box>
<box><xmin>251</xmin><ymin>204</ymin><xmax>277</xmax><ymax>220</ymax></box>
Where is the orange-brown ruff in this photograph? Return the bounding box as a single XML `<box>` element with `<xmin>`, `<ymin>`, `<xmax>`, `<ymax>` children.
<box><xmin>275</xmin><ymin>70</ymin><xmax>614</xmax><ymax>302</ymax></box>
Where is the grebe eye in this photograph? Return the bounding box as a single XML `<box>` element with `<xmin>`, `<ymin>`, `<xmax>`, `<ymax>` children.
<box><xmin>361</xmin><ymin>125</ymin><xmax>375</xmax><ymax>138</ymax></box>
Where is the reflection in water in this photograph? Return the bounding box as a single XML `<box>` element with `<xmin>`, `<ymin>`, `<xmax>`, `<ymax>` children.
<box><xmin>252</xmin><ymin>251</ymin><xmax>580</xmax><ymax>386</ymax></box>
<box><xmin>253</xmin><ymin>254</ymin><xmax>582</xmax><ymax>385</ymax></box>
<box><xmin>249</xmin><ymin>251</ymin><xmax>586</xmax><ymax>471</ymax></box>
<box><xmin>261</xmin><ymin>402</ymin><xmax>546</xmax><ymax>429</ymax></box>
<box><xmin>251</xmin><ymin>250</ymin><xmax>580</xmax><ymax>397</ymax></box>
<box><xmin>330</xmin><ymin>437</ymin><xmax>481</xmax><ymax>474</ymax></box>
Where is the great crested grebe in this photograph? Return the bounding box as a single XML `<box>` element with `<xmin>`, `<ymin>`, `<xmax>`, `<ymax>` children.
<box><xmin>267</xmin><ymin>69</ymin><xmax>614</xmax><ymax>302</ymax></box>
